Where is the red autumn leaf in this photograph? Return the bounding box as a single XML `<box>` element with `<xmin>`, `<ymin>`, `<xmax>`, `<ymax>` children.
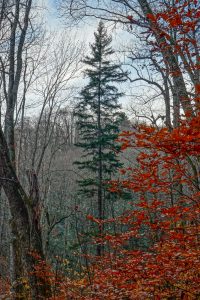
<box><xmin>127</xmin><ymin>15</ymin><xmax>133</xmax><ymax>22</ymax></box>
<box><xmin>146</xmin><ymin>13</ymin><xmax>157</xmax><ymax>22</ymax></box>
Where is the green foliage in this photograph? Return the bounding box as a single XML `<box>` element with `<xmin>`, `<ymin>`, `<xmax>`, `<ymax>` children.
<box><xmin>74</xmin><ymin>21</ymin><xmax>128</xmax><ymax>205</ymax></box>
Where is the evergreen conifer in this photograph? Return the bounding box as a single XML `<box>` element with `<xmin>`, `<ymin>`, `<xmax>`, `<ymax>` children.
<box><xmin>74</xmin><ymin>21</ymin><xmax>128</xmax><ymax>254</ymax></box>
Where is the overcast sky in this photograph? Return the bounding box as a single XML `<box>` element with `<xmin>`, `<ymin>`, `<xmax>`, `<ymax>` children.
<box><xmin>41</xmin><ymin>0</ymin><xmax>164</xmax><ymax>121</ymax></box>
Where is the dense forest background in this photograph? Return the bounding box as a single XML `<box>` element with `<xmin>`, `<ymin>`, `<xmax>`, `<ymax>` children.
<box><xmin>0</xmin><ymin>0</ymin><xmax>199</xmax><ymax>299</ymax></box>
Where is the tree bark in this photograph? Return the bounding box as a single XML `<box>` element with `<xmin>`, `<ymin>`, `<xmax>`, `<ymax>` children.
<box><xmin>137</xmin><ymin>0</ymin><xmax>195</xmax><ymax>119</ymax></box>
<box><xmin>0</xmin><ymin>127</ymin><xmax>51</xmax><ymax>299</ymax></box>
<box><xmin>97</xmin><ymin>31</ymin><xmax>103</xmax><ymax>256</ymax></box>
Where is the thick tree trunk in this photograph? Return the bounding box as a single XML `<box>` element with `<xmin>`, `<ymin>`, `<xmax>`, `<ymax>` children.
<box><xmin>0</xmin><ymin>128</ymin><xmax>51</xmax><ymax>299</ymax></box>
<box><xmin>0</xmin><ymin>1</ymin><xmax>51</xmax><ymax>297</ymax></box>
<box><xmin>137</xmin><ymin>0</ymin><xmax>195</xmax><ymax>119</ymax></box>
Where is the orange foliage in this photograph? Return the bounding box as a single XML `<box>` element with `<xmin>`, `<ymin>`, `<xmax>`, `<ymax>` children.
<box><xmin>0</xmin><ymin>1</ymin><xmax>199</xmax><ymax>299</ymax></box>
<box><xmin>144</xmin><ymin>0</ymin><xmax>200</xmax><ymax>112</ymax></box>
<box><xmin>81</xmin><ymin>114</ymin><xmax>200</xmax><ymax>299</ymax></box>
<box><xmin>33</xmin><ymin>115</ymin><xmax>200</xmax><ymax>299</ymax></box>
<box><xmin>27</xmin><ymin>2</ymin><xmax>200</xmax><ymax>297</ymax></box>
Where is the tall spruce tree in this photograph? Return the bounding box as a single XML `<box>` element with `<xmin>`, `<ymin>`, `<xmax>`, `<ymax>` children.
<box><xmin>74</xmin><ymin>21</ymin><xmax>127</xmax><ymax>255</ymax></box>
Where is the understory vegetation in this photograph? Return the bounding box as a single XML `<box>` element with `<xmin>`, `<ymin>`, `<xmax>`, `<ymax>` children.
<box><xmin>0</xmin><ymin>0</ymin><xmax>199</xmax><ymax>299</ymax></box>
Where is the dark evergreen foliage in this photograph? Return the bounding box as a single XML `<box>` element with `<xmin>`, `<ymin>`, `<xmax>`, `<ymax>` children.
<box><xmin>74</xmin><ymin>21</ymin><xmax>128</xmax><ymax>223</ymax></box>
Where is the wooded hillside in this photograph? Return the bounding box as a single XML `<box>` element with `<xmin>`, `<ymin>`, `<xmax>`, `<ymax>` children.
<box><xmin>0</xmin><ymin>0</ymin><xmax>199</xmax><ymax>299</ymax></box>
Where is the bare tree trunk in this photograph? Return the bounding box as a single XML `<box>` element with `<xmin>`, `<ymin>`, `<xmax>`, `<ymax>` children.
<box><xmin>0</xmin><ymin>127</ymin><xmax>51</xmax><ymax>299</ymax></box>
<box><xmin>137</xmin><ymin>0</ymin><xmax>194</xmax><ymax>119</ymax></box>
<box><xmin>97</xmin><ymin>55</ymin><xmax>103</xmax><ymax>257</ymax></box>
<box><xmin>0</xmin><ymin>1</ymin><xmax>52</xmax><ymax>297</ymax></box>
